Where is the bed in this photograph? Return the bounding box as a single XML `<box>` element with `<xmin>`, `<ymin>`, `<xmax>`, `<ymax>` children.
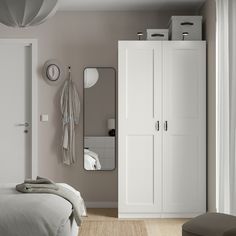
<box><xmin>84</xmin><ymin>149</ymin><xmax>101</xmax><ymax>170</ymax></box>
<box><xmin>0</xmin><ymin>184</ymin><xmax>79</xmax><ymax>236</ymax></box>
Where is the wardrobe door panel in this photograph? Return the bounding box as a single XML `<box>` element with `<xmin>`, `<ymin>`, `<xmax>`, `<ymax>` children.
<box><xmin>163</xmin><ymin>41</ymin><xmax>206</xmax><ymax>214</ymax></box>
<box><xmin>126</xmin><ymin>135</ymin><xmax>154</xmax><ymax>204</ymax></box>
<box><xmin>126</xmin><ymin>48</ymin><xmax>154</xmax><ymax>119</ymax></box>
<box><xmin>118</xmin><ymin>41</ymin><xmax>162</xmax><ymax>215</ymax></box>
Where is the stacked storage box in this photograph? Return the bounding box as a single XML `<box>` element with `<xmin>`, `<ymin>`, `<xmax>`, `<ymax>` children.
<box><xmin>146</xmin><ymin>29</ymin><xmax>169</xmax><ymax>40</ymax></box>
<box><xmin>169</xmin><ymin>16</ymin><xmax>202</xmax><ymax>40</ymax></box>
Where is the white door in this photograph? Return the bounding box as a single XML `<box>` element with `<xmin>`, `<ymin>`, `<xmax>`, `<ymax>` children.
<box><xmin>118</xmin><ymin>41</ymin><xmax>162</xmax><ymax>215</ymax></box>
<box><xmin>0</xmin><ymin>44</ymin><xmax>32</xmax><ymax>183</ymax></box>
<box><xmin>162</xmin><ymin>41</ymin><xmax>206</xmax><ymax>214</ymax></box>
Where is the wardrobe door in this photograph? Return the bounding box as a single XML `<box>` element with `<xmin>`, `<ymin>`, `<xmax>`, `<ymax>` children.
<box><xmin>118</xmin><ymin>41</ymin><xmax>162</xmax><ymax>217</ymax></box>
<box><xmin>162</xmin><ymin>41</ymin><xmax>206</xmax><ymax>216</ymax></box>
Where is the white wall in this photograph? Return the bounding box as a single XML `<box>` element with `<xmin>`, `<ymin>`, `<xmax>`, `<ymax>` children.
<box><xmin>0</xmin><ymin>10</ymin><xmax>195</xmax><ymax>204</ymax></box>
<box><xmin>200</xmin><ymin>0</ymin><xmax>216</xmax><ymax>212</ymax></box>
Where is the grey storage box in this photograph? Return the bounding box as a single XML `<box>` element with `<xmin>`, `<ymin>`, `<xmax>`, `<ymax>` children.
<box><xmin>169</xmin><ymin>16</ymin><xmax>202</xmax><ymax>40</ymax></box>
<box><xmin>146</xmin><ymin>29</ymin><xmax>169</xmax><ymax>40</ymax></box>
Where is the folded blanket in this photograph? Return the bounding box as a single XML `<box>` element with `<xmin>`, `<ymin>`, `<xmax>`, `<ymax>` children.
<box><xmin>16</xmin><ymin>177</ymin><xmax>86</xmax><ymax>226</ymax></box>
<box><xmin>16</xmin><ymin>183</ymin><xmax>58</xmax><ymax>191</ymax></box>
<box><xmin>24</xmin><ymin>176</ymin><xmax>56</xmax><ymax>185</ymax></box>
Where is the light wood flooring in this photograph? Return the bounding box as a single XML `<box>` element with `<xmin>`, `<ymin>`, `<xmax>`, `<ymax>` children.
<box><xmin>79</xmin><ymin>208</ymin><xmax>188</xmax><ymax>236</ymax></box>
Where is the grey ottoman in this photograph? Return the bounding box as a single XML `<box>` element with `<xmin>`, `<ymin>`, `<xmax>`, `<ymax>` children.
<box><xmin>182</xmin><ymin>213</ymin><xmax>236</xmax><ymax>236</ymax></box>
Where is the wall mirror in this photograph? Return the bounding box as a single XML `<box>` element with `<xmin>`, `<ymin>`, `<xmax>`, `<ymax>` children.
<box><xmin>83</xmin><ymin>67</ymin><xmax>116</xmax><ymax>171</ymax></box>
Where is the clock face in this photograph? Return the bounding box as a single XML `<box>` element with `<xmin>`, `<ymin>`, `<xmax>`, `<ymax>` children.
<box><xmin>46</xmin><ymin>64</ymin><xmax>60</xmax><ymax>81</ymax></box>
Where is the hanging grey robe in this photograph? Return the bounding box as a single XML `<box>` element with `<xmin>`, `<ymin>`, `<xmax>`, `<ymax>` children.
<box><xmin>60</xmin><ymin>74</ymin><xmax>80</xmax><ymax>165</ymax></box>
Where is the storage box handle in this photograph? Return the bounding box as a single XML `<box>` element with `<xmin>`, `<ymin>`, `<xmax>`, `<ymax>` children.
<box><xmin>151</xmin><ymin>33</ymin><xmax>165</xmax><ymax>37</ymax></box>
<box><xmin>181</xmin><ymin>22</ymin><xmax>194</xmax><ymax>26</ymax></box>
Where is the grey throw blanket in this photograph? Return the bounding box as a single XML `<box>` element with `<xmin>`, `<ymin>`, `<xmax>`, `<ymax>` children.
<box><xmin>17</xmin><ymin>176</ymin><xmax>59</xmax><ymax>191</ymax></box>
<box><xmin>16</xmin><ymin>177</ymin><xmax>86</xmax><ymax>226</ymax></box>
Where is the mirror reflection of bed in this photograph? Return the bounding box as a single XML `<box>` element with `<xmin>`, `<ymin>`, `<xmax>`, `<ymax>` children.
<box><xmin>84</xmin><ymin>148</ymin><xmax>101</xmax><ymax>170</ymax></box>
<box><xmin>83</xmin><ymin>67</ymin><xmax>116</xmax><ymax>171</ymax></box>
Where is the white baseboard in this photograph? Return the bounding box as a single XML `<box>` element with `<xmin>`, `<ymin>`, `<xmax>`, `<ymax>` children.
<box><xmin>119</xmin><ymin>213</ymin><xmax>161</xmax><ymax>218</ymax></box>
<box><xmin>85</xmin><ymin>201</ymin><xmax>118</xmax><ymax>208</ymax></box>
<box><xmin>160</xmin><ymin>213</ymin><xmax>205</xmax><ymax>218</ymax></box>
<box><xmin>118</xmin><ymin>212</ymin><xmax>205</xmax><ymax>219</ymax></box>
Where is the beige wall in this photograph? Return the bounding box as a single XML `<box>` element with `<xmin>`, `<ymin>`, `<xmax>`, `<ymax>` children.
<box><xmin>200</xmin><ymin>0</ymin><xmax>216</xmax><ymax>212</ymax></box>
<box><xmin>0</xmin><ymin>10</ymin><xmax>195</xmax><ymax>203</ymax></box>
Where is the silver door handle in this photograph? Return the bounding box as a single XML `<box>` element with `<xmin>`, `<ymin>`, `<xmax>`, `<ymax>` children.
<box><xmin>15</xmin><ymin>122</ymin><xmax>29</xmax><ymax>127</ymax></box>
<box><xmin>155</xmin><ymin>121</ymin><xmax>160</xmax><ymax>131</ymax></box>
<box><xmin>164</xmin><ymin>121</ymin><xmax>168</xmax><ymax>131</ymax></box>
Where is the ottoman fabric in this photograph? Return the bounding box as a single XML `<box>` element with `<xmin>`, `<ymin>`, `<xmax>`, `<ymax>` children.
<box><xmin>182</xmin><ymin>213</ymin><xmax>236</xmax><ymax>236</ymax></box>
<box><xmin>224</xmin><ymin>228</ymin><xmax>236</xmax><ymax>236</ymax></box>
<box><xmin>182</xmin><ymin>232</ymin><xmax>199</xmax><ymax>236</ymax></box>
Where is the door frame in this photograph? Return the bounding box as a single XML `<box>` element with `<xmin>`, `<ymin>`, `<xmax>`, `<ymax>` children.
<box><xmin>0</xmin><ymin>39</ymin><xmax>38</xmax><ymax>179</ymax></box>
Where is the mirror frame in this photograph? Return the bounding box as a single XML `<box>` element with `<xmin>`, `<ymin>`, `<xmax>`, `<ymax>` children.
<box><xmin>83</xmin><ymin>67</ymin><xmax>117</xmax><ymax>171</ymax></box>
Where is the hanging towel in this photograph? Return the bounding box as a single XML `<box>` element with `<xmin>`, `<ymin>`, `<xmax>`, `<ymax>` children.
<box><xmin>60</xmin><ymin>71</ymin><xmax>80</xmax><ymax>165</ymax></box>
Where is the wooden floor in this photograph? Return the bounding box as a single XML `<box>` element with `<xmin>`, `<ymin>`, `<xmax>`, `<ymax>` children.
<box><xmin>79</xmin><ymin>208</ymin><xmax>188</xmax><ymax>236</ymax></box>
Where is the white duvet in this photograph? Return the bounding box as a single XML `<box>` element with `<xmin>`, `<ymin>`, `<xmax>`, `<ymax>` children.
<box><xmin>0</xmin><ymin>184</ymin><xmax>80</xmax><ymax>236</ymax></box>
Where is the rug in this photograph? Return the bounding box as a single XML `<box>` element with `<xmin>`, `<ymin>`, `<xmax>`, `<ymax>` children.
<box><xmin>79</xmin><ymin>220</ymin><xmax>148</xmax><ymax>236</ymax></box>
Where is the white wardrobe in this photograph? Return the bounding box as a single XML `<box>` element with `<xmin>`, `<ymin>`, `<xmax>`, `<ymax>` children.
<box><xmin>118</xmin><ymin>41</ymin><xmax>206</xmax><ymax>218</ymax></box>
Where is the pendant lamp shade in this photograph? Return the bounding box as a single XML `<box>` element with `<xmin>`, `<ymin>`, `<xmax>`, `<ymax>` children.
<box><xmin>0</xmin><ymin>0</ymin><xmax>58</xmax><ymax>27</ymax></box>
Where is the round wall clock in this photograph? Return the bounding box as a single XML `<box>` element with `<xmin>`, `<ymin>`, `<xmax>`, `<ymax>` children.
<box><xmin>46</xmin><ymin>64</ymin><xmax>60</xmax><ymax>81</ymax></box>
<box><xmin>43</xmin><ymin>60</ymin><xmax>65</xmax><ymax>85</ymax></box>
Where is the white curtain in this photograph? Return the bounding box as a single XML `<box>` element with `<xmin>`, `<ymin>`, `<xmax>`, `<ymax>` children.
<box><xmin>216</xmin><ymin>0</ymin><xmax>236</xmax><ymax>214</ymax></box>
<box><xmin>229</xmin><ymin>0</ymin><xmax>236</xmax><ymax>215</ymax></box>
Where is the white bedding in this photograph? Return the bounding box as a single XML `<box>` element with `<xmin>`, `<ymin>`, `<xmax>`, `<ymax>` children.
<box><xmin>0</xmin><ymin>184</ymin><xmax>79</xmax><ymax>236</ymax></box>
<box><xmin>84</xmin><ymin>149</ymin><xmax>101</xmax><ymax>170</ymax></box>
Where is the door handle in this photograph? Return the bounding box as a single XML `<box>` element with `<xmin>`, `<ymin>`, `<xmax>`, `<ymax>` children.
<box><xmin>155</xmin><ymin>121</ymin><xmax>160</xmax><ymax>131</ymax></box>
<box><xmin>15</xmin><ymin>122</ymin><xmax>29</xmax><ymax>127</ymax></box>
<box><xmin>164</xmin><ymin>121</ymin><xmax>168</xmax><ymax>131</ymax></box>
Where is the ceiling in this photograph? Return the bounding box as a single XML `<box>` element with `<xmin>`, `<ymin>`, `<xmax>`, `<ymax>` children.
<box><xmin>58</xmin><ymin>0</ymin><xmax>206</xmax><ymax>11</ymax></box>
